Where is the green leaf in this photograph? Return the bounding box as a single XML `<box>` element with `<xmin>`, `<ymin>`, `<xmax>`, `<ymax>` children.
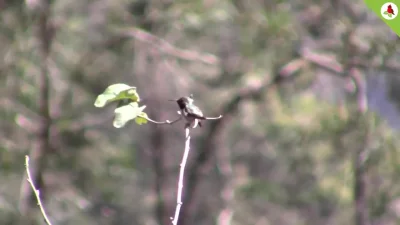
<box><xmin>113</xmin><ymin>103</ymin><xmax>146</xmax><ymax>128</ymax></box>
<box><xmin>94</xmin><ymin>83</ymin><xmax>140</xmax><ymax>108</ymax></box>
<box><xmin>388</xmin><ymin>13</ymin><xmax>392</xmax><ymax>17</ymax></box>
<box><xmin>384</xmin><ymin>11</ymin><xmax>389</xmax><ymax>15</ymax></box>
<box><xmin>135</xmin><ymin>112</ymin><xmax>149</xmax><ymax>125</ymax></box>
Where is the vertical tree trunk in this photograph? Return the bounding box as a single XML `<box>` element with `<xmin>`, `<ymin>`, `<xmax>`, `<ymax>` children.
<box><xmin>354</xmin><ymin>144</ymin><xmax>369</xmax><ymax>225</ymax></box>
<box><xmin>19</xmin><ymin>1</ymin><xmax>54</xmax><ymax>223</ymax></box>
<box><xmin>216</xmin><ymin>130</ymin><xmax>234</xmax><ymax>225</ymax></box>
<box><xmin>133</xmin><ymin>35</ymin><xmax>168</xmax><ymax>224</ymax></box>
<box><xmin>351</xmin><ymin>69</ymin><xmax>370</xmax><ymax>225</ymax></box>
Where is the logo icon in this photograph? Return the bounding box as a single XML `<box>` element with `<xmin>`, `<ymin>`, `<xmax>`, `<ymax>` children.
<box><xmin>381</xmin><ymin>2</ymin><xmax>398</xmax><ymax>20</ymax></box>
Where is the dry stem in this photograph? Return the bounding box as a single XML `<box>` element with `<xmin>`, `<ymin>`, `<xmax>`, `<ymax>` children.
<box><xmin>171</xmin><ymin>128</ymin><xmax>191</xmax><ymax>225</ymax></box>
<box><xmin>142</xmin><ymin>115</ymin><xmax>182</xmax><ymax>125</ymax></box>
<box><xmin>24</xmin><ymin>156</ymin><xmax>53</xmax><ymax>225</ymax></box>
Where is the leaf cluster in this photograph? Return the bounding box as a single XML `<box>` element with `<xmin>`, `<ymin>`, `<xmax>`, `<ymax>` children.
<box><xmin>94</xmin><ymin>83</ymin><xmax>149</xmax><ymax>128</ymax></box>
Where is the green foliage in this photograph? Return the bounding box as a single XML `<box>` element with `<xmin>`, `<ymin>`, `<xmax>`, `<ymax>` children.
<box><xmin>94</xmin><ymin>84</ymin><xmax>140</xmax><ymax>107</ymax></box>
<box><xmin>94</xmin><ymin>83</ymin><xmax>149</xmax><ymax>128</ymax></box>
<box><xmin>113</xmin><ymin>103</ymin><xmax>147</xmax><ymax>128</ymax></box>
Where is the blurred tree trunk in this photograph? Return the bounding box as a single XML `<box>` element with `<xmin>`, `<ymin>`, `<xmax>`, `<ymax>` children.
<box><xmin>350</xmin><ymin>69</ymin><xmax>370</xmax><ymax>225</ymax></box>
<box><xmin>216</xmin><ymin>130</ymin><xmax>234</xmax><ymax>225</ymax></box>
<box><xmin>132</xmin><ymin>15</ymin><xmax>169</xmax><ymax>223</ymax></box>
<box><xmin>353</xmin><ymin>126</ymin><xmax>370</xmax><ymax>225</ymax></box>
<box><xmin>147</xmin><ymin>53</ymin><xmax>169</xmax><ymax>225</ymax></box>
<box><xmin>19</xmin><ymin>0</ymin><xmax>54</xmax><ymax>223</ymax></box>
<box><xmin>340</xmin><ymin>23</ymin><xmax>371</xmax><ymax>225</ymax></box>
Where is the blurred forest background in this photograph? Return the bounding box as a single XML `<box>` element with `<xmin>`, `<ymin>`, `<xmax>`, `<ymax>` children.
<box><xmin>1</xmin><ymin>0</ymin><xmax>400</xmax><ymax>224</ymax></box>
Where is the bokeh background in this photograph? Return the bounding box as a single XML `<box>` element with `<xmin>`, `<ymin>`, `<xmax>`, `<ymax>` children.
<box><xmin>1</xmin><ymin>0</ymin><xmax>400</xmax><ymax>224</ymax></box>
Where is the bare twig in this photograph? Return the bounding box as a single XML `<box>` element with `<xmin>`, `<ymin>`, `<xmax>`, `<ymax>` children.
<box><xmin>25</xmin><ymin>156</ymin><xmax>53</xmax><ymax>225</ymax></box>
<box><xmin>205</xmin><ymin>115</ymin><xmax>223</xmax><ymax>120</ymax></box>
<box><xmin>142</xmin><ymin>115</ymin><xmax>182</xmax><ymax>125</ymax></box>
<box><xmin>171</xmin><ymin>128</ymin><xmax>191</xmax><ymax>225</ymax></box>
<box><xmin>114</xmin><ymin>27</ymin><xmax>220</xmax><ymax>65</ymax></box>
<box><xmin>141</xmin><ymin>111</ymin><xmax>222</xmax><ymax>126</ymax></box>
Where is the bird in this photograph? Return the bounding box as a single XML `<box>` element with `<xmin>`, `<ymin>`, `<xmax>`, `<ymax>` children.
<box><xmin>170</xmin><ymin>94</ymin><xmax>206</xmax><ymax>128</ymax></box>
<box><xmin>387</xmin><ymin>4</ymin><xmax>395</xmax><ymax>15</ymax></box>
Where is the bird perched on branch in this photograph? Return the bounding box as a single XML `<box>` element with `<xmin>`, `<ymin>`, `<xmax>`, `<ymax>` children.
<box><xmin>170</xmin><ymin>94</ymin><xmax>207</xmax><ymax>128</ymax></box>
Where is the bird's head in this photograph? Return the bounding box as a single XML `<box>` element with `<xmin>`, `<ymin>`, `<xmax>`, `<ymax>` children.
<box><xmin>169</xmin><ymin>94</ymin><xmax>194</xmax><ymax>110</ymax></box>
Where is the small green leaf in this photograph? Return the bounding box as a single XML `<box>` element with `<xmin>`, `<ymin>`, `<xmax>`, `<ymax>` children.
<box><xmin>135</xmin><ymin>112</ymin><xmax>149</xmax><ymax>125</ymax></box>
<box><xmin>94</xmin><ymin>84</ymin><xmax>140</xmax><ymax>108</ymax></box>
<box><xmin>113</xmin><ymin>103</ymin><xmax>146</xmax><ymax>128</ymax></box>
<box><xmin>384</xmin><ymin>11</ymin><xmax>389</xmax><ymax>15</ymax></box>
<box><xmin>388</xmin><ymin>13</ymin><xmax>392</xmax><ymax>17</ymax></box>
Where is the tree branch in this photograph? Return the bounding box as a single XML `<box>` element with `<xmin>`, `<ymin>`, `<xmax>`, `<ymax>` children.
<box><xmin>298</xmin><ymin>47</ymin><xmax>344</xmax><ymax>75</ymax></box>
<box><xmin>204</xmin><ymin>115</ymin><xmax>223</xmax><ymax>120</ymax></box>
<box><xmin>171</xmin><ymin>128</ymin><xmax>191</xmax><ymax>225</ymax></box>
<box><xmin>24</xmin><ymin>156</ymin><xmax>53</xmax><ymax>225</ymax></box>
<box><xmin>143</xmin><ymin>115</ymin><xmax>182</xmax><ymax>125</ymax></box>
<box><xmin>113</xmin><ymin>27</ymin><xmax>220</xmax><ymax>65</ymax></box>
<box><xmin>298</xmin><ymin>46</ymin><xmax>400</xmax><ymax>76</ymax></box>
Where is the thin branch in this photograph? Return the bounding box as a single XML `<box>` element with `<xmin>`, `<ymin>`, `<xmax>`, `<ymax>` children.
<box><xmin>171</xmin><ymin>128</ymin><xmax>191</xmax><ymax>225</ymax></box>
<box><xmin>279</xmin><ymin>58</ymin><xmax>307</xmax><ymax>77</ymax></box>
<box><xmin>142</xmin><ymin>115</ymin><xmax>182</xmax><ymax>125</ymax></box>
<box><xmin>298</xmin><ymin>47</ymin><xmax>344</xmax><ymax>75</ymax></box>
<box><xmin>24</xmin><ymin>156</ymin><xmax>53</xmax><ymax>225</ymax></box>
<box><xmin>204</xmin><ymin>115</ymin><xmax>223</xmax><ymax>120</ymax></box>
<box><xmin>298</xmin><ymin>46</ymin><xmax>400</xmax><ymax>75</ymax></box>
<box><xmin>113</xmin><ymin>27</ymin><xmax>220</xmax><ymax>65</ymax></box>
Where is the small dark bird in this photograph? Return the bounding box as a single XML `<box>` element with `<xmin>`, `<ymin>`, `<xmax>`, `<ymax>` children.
<box><xmin>170</xmin><ymin>94</ymin><xmax>206</xmax><ymax>128</ymax></box>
